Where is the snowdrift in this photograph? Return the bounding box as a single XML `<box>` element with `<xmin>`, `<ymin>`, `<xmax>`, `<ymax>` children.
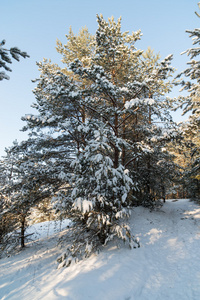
<box><xmin>1</xmin><ymin>199</ymin><xmax>200</xmax><ymax>300</ymax></box>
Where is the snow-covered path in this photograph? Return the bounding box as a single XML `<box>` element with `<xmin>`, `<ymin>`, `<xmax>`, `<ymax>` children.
<box><xmin>1</xmin><ymin>199</ymin><xmax>200</xmax><ymax>300</ymax></box>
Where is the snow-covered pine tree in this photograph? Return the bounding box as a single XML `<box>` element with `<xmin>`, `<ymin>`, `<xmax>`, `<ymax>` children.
<box><xmin>21</xmin><ymin>65</ymin><xmax>88</xmax><ymax>202</ymax></box>
<box><xmin>0</xmin><ymin>140</ymin><xmax>61</xmax><ymax>252</ymax></box>
<box><xmin>21</xmin><ymin>52</ymin><xmax>141</xmax><ymax>262</ymax></box>
<box><xmin>70</xmin><ymin>54</ymin><xmax>177</xmax><ymax>205</ymax></box>
<box><xmin>131</xmin><ymin>47</ymin><xmax>178</xmax><ymax>204</ymax></box>
<box><xmin>0</xmin><ymin>39</ymin><xmax>29</xmax><ymax>81</ymax></box>
<box><xmin>0</xmin><ymin>143</ymin><xmax>29</xmax><ymax>253</ymax></box>
<box><xmin>95</xmin><ymin>15</ymin><xmax>177</xmax><ymax>201</ymax></box>
<box><xmin>27</xmin><ymin>15</ymin><xmax>177</xmax><ymax>207</ymax></box>
<box><xmin>176</xmin><ymin>4</ymin><xmax>200</xmax><ymax>199</ymax></box>
<box><xmin>21</xmin><ymin>15</ymin><xmax>178</xmax><ymax>263</ymax></box>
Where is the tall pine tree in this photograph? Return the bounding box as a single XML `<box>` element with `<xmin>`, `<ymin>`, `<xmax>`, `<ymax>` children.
<box><xmin>20</xmin><ymin>15</ymin><xmax>178</xmax><ymax>262</ymax></box>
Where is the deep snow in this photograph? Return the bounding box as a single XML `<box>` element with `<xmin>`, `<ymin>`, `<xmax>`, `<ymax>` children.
<box><xmin>1</xmin><ymin>199</ymin><xmax>200</xmax><ymax>300</ymax></box>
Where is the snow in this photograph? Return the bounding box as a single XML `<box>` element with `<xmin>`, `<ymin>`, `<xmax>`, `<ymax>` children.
<box><xmin>124</xmin><ymin>98</ymin><xmax>155</xmax><ymax>109</ymax></box>
<box><xmin>69</xmin><ymin>91</ymin><xmax>79</xmax><ymax>98</ymax></box>
<box><xmin>73</xmin><ymin>198</ymin><xmax>93</xmax><ymax>213</ymax></box>
<box><xmin>1</xmin><ymin>199</ymin><xmax>200</xmax><ymax>300</ymax></box>
<box><xmin>82</xmin><ymin>199</ymin><xmax>93</xmax><ymax>213</ymax></box>
<box><xmin>27</xmin><ymin>218</ymin><xmax>72</xmax><ymax>240</ymax></box>
<box><xmin>122</xmin><ymin>193</ymin><xmax>127</xmax><ymax>203</ymax></box>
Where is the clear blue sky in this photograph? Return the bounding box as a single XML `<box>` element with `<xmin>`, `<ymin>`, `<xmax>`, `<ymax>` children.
<box><xmin>1</xmin><ymin>0</ymin><xmax>199</xmax><ymax>157</ymax></box>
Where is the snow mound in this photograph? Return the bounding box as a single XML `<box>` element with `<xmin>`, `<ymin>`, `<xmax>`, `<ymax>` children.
<box><xmin>1</xmin><ymin>199</ymin><xmax>200</xmax><ymax>300</ymax></box>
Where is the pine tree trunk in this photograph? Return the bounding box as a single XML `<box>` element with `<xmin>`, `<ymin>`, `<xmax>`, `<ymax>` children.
<box><xmin>81</xmin><ymin>107</ymin><xmax>86</xmax><ymax>146</ymax></box>
<box><xmin>114</xmin><ymin>113</ymin><xmax>119</xmax><ymax>168</ymax></box>
<box><xmin>122</xmin><ymin>97</ymin><xmax>126</xmax><ymax>166</ymax></box>
<box><xmin>20</xmin><ymin>215</ymin><xmax>25</xmax><ymax>248</ymax></box>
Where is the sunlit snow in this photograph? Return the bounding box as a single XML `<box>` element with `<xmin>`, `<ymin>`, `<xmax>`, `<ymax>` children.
<box><xmin>1</xmin><ymin>199</ymin><xmax>200</xmax><ymax>300</ymax></box>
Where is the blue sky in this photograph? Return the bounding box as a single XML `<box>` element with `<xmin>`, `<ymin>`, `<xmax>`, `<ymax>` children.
<box><xmin>0</xmin><ymin>0</ymin><xmax>199</xmax><ymax>157</ymax></box>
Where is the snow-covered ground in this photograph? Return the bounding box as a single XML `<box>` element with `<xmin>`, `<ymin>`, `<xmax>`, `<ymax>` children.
<box><xmin>1</xmin><ymin>199</ymin><xmax>200</xmax><ymax>300</ymax></box>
